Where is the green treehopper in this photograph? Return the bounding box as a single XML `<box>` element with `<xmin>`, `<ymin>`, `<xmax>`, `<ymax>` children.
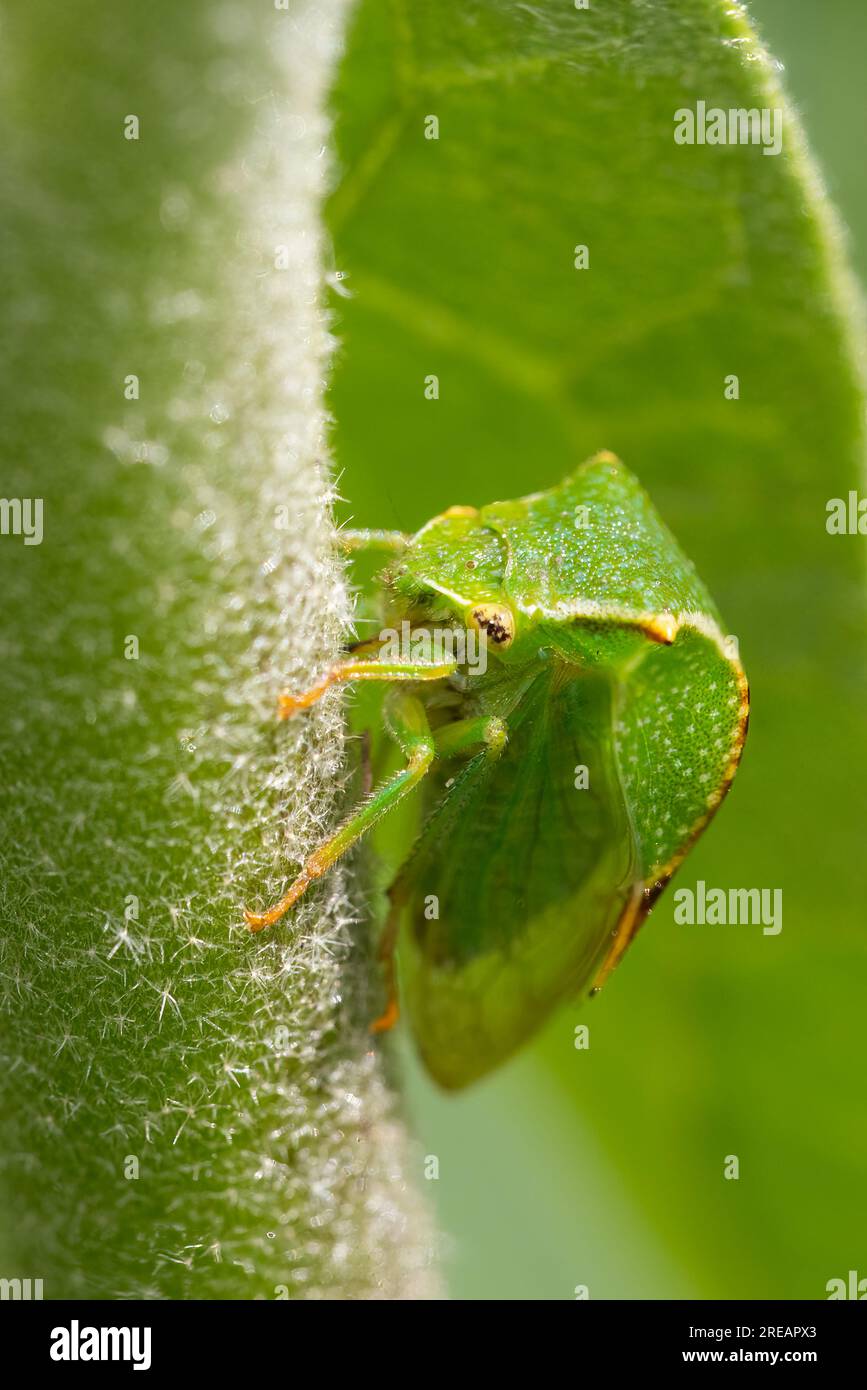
<box><xmin>245</xmin><ymin>452</ymin><xmax>749</xmax><ymax>1089</ymax></box>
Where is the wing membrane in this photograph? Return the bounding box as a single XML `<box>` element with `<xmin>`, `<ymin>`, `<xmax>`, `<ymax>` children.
<box><xmin>397</xmin><ymin>665</ymin><xmax>640</xmax><ymax>1087</ymax></box>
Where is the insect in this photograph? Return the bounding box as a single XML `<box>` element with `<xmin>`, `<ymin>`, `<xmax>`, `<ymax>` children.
<box><xmin>245</xmin><ymin>452</ymin><xmax>749</xmax><ymax>1089</ymax></box>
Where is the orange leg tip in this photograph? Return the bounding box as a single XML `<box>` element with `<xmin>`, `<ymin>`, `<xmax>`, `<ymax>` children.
<box><xmin>243</xmin><ymin>907</ymin><xmax>275</xmax><ymax>932</ymax></box>
<box><xmin>243</xmin><ymin>901</ymin><xmax>291</xmax><ymax>932</ymax></box>
<box><xmin>370</xmin><ymin>998</ymin><xmax>400</xmax><ymax>1035</ymax></box>
<box><xmin>243</xmin><ymin>874</ymin><xmax>312</xmax><ymax>932</ymax></box>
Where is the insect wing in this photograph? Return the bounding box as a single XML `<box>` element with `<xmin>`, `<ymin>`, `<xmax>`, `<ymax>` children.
<box><xmin>398</xmin><ymin>667</ymin><xmax>641</xmax><ymax>1088</ymax></box>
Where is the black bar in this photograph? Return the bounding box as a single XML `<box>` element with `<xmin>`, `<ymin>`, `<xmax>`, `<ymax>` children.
<box><xmin>5</xmin><ymin>1298</ymin><xmax>864</xmax><ymax>1374</ymax></box>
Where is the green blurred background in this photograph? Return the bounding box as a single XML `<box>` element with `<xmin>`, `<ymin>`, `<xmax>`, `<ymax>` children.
<box><xmin>328</xmin><ymin>0</ymin><xmax>867</xmax><ymax>1298</ymax></box>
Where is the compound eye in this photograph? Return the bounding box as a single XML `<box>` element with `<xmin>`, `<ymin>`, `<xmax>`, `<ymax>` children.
<box><xmin>468</xmin><ymin>603</ymin><xmax>515</xmax><ymax>648</ymax></box>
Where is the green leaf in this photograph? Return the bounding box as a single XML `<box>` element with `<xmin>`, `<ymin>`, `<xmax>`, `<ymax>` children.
<box><xmin>326</xmin><ymin>0</ymin><xmax>866</xmax><ymax>1296</ymax></box>
<box><xmin>0</xmin><ymin>0</ymin><xmax>438</xmax><ymax>1299</ymax></box>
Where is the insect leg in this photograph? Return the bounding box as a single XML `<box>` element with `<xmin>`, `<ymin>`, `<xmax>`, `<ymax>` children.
<box><xmin>342</xmin><ymin>636</ymin><xmax>389</xmax><ymax>657</ymax></box>
<box><xmin>244</xmin><ymin>689</ymin><xmax>437</xmax><ymax>932</ymax></box>
<box><xmin>278</xmin><ymin>655</ymin><xmax>457</xmax><ymax>719</ymax></box>
<box><xmin>434</xmin><ymin>714</ymin><xmax>508</xmax><ymax>761</ymax></box>
<box><xmin>337</xmin><ymin>528</ymin><xmax>408</xmax><ymax>555</ymax></box>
